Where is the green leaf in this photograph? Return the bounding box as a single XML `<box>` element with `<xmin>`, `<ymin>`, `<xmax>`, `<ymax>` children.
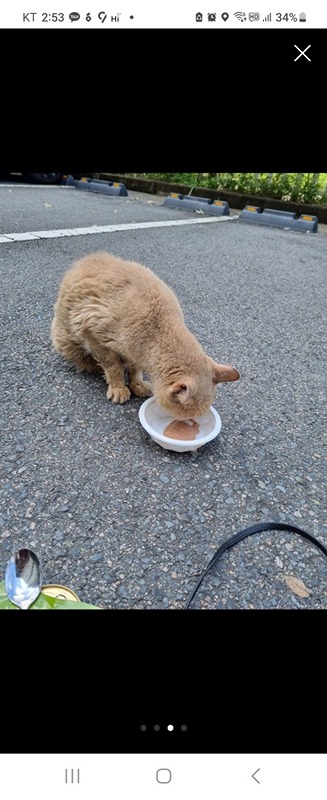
<box><xmin>0</xmin><ymin>581</ymin><xmax>100</xmax><ymax>610</ymax></box>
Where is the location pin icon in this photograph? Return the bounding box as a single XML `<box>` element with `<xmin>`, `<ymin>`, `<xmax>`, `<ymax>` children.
<box><xmin>221</xmin><ymin>12</ymin><xmax>229</xmax><ymax>20</ymax></box>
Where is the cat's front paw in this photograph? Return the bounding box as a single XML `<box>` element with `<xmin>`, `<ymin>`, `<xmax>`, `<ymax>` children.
<box><xmin>129</xmin><ymin>380</ymin><xmax>153</xmax><ymax>398</ymax></box>
<box><xmin>107</xmin><ymin>385</ymin><xmax>131</xmax><ymax>403</ymax></box>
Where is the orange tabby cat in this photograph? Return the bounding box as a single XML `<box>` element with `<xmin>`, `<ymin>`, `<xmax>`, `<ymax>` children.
<box><xmin>51</xmin><ymin>251</ymin><xmax>240</xmax><ymax>420</ymax></box>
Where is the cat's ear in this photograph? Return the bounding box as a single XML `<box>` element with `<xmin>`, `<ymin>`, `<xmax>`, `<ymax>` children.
<box><xmin>170</xmin><ymin>380</ymin><xmax>194</xmax><ymax>403</ymax></box>
<box><xmin>207</xmin><ymin>357</ymin><xmax>240</xmax><ymax>384</ymax></box>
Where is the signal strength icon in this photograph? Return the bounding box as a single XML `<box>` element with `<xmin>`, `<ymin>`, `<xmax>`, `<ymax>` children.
<box><xmin>263</xmin><ymin>12</ymin><xmax>272</xmax><ymax>20</ymax></box>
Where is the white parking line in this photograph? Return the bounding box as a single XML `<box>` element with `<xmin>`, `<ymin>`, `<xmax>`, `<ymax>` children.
<box><xmin>0</xmin><ymin>184</ymin><xmax>74</xmax><ymax>189</ymax></box>
<box><xmin>0</xmin><ymin>215</ymin><xmax>238</xmax><ymax>244</ymax></box>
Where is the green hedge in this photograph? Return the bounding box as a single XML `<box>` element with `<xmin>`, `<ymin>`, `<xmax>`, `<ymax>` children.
<box><xmin>126</xmin><ymin>173</ymin><xmax>327</xmax><ymax>205</ymax></box>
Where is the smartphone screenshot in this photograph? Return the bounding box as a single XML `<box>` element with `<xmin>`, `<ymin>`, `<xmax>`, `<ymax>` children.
<box><xmin>0</xmin><ymin>2</ymin><xmax>326</xmax><ymax>797</ymax></box>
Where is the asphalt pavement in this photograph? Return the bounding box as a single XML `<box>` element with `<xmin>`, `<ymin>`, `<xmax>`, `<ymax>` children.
<box><xmin>0</xmin><ymin>182</ymin><xmax>326</xmax><ymax>608</ymax></box>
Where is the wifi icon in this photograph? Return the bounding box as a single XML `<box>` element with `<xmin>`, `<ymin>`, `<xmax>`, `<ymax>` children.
<box><xmin>234</xmin><ymin>11</ymin><xmax>247</xmax><ymax>20</ymax></box>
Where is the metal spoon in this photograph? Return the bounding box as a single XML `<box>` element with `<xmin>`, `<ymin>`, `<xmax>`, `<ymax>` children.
<box><xmin>5</xmin><ymin>548</ymin><xmax>43</xmax><ymax>610</ymax></box>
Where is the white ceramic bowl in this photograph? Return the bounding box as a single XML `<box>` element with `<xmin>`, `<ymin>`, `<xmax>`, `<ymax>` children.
<box><xmin>138</xmin><ymin>397</ymin><xmax>222</xmax><ymax>453</ymax></box>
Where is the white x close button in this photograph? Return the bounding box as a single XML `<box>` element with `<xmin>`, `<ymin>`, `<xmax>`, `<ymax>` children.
<box><xmin>294</xmin><ymin>44</ymin><xmax>311</xmax><ymax>61</ymax></box>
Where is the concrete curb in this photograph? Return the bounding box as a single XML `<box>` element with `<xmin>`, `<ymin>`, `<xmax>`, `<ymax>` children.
<box><xmin>97</xmin><ymin>173</ymin><xmax>327</xmax><ymax>225</ymax></box>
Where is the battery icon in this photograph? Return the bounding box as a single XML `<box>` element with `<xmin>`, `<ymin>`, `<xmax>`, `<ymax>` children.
<box><xmin>299</xmin><ymin>11</ymin><xmax>306</xmax><ymax>21</ymax></box>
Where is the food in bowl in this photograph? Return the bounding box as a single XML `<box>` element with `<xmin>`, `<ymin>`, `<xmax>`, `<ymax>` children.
<box><xmin>163</xmin><ymin>419</ymin><xmax>200</xmax><ymax>440</ymax></box>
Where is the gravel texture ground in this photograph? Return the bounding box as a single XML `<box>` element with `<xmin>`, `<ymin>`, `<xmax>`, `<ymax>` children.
<box><xmin>0</xmin><ymin>185</ymin><xmax>326</xmax><ymax>608</ymax></box>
